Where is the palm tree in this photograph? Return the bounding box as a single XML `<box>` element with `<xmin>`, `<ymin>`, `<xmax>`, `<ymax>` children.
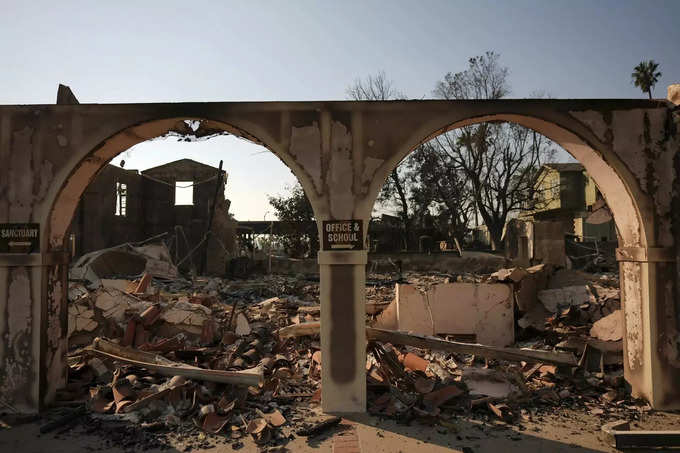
<box><xmin>631</xmin><ymin>60</ymin><xmax>662</xmax><ymax>99</ymax></box>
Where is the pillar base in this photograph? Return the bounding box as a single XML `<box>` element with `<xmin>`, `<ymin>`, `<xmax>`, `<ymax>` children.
<box><xmin>319</xmin><ymin>251</ymin><xmax>367</xmax><ymax>413</ymax></box>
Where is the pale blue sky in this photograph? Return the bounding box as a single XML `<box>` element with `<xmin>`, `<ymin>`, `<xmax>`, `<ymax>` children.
<box><xmin>2</xmin><ymin>1</ymin><xmax>678</xmax><ymax>219</ymax></box>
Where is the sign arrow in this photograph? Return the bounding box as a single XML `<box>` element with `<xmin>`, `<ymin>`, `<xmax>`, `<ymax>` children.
<box><xmin>331</xmin><ymin>244</ymin><xmax>354</xmax><ymax>250</ymax></box>
<box><xmin>9</xmin><ymin>241</ymin><xmax>32</xmax><ymax>247</ymax></box>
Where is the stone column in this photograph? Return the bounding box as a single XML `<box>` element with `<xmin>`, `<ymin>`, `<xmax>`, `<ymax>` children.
<box><xmin>318</xmin><ymin>250</ymin><xmax>367</xmax><ymax>413</ymax></box>
<box><xmin>618</xmin><ymin>247</ymin><xmax>680</xmax><ymax>409</ymax></box>
<box><xmin>0</xmin><ymin>255</ymin><xmax>47</xmax><ymax>412</ymax></box>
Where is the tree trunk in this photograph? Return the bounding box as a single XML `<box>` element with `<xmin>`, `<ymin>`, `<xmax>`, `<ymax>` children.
<box><xmin>391</xmin><ymin>170</ymin><xmax>410</xmax><ymax>250</ymax></box>
<box><xmin>488</xmin><ymin>222</ymin><xmax>504</xmax><ymax>252</ymax></box>
<box><xmin>648</xmin><ymin>89</ymin><xmax>652</xmax><ymax>100</ymax></box>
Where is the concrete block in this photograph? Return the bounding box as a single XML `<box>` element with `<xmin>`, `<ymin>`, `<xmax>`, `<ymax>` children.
<box><xmin>395</xmin><ymin>282</ymin><xmax>514</xmax><ymax>347</ymax></box>
<box><xmin>515</xmin><ymin>264</ymin><xmax>550</xmax><ymax>312</ymax></box>
<box><xmin>590</xmin><ymin>309</ymin><xmax>623</xmax><ymax>341</ymax></box>
<box><xmin>396</xmin><ymin>284</ymin><xmax>434</xmax><ymax>335</ymax></box>
<box><xmin>373</xmin><ymin>299</ymin><xmax>398</xmax><ymax>330</ymax></box>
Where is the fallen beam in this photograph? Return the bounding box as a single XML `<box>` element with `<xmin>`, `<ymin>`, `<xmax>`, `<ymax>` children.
<box><xmin>276</xmin><ymin>323</ymin><xmax>578</xmax><ymax>367</ymax></box>
<box><xmin>367</xmin><ymin>328</ymin><xmax>578</xmax><ymax>367</ymax></box>
<box><xmin>297</xmin><ymin>302</ymin><xmax>390</xmax><ymax>316</ymax></box>
<box><xmin>277</xmin><ymin>321</ymin><xmax>321</xmax><ymax>339</ymax></box>
<box><xmin>87</xmin><ymin>337</ymin><xmax>263</xmax><ymax>387</ymax></box>
<box><xmin>602</xmin><ymin>420</ymin><xmax>680</xmax><ymax>449</ymax></box>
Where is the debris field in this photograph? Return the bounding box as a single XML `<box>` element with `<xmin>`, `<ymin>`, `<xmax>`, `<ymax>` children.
<box><xmin>0</xmin><ymin>241</ymin><xmax>666</xmax><ymax>452</ymax></box>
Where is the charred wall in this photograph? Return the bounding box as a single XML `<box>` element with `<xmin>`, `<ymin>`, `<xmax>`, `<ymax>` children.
<box><xmin>67</xmin><ymin>159</ymin><xmax>235</xmax><ymax>274</ymax></box>
<box><xmin>68</xmin><ymin>165</ymin><xmax>144</xmax><ymax>255</ymax></box>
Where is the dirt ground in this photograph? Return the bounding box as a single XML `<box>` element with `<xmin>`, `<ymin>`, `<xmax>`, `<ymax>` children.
<box><xmin>2</xmin><ymin>407</ymin><xmax>679</xmax><ymax>452</ymax></box>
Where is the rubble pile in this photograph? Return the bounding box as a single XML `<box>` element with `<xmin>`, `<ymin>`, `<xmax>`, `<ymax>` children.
<box><xmin>62</xmin><ymin>273</ymin><xmax>341</xmax><ymax>450</ymax></box>
<box><xmin>50</xmin><ymin>248</ymin><xmax>649</xmax><ymax>451</ymax></box>
<box><xmin>362</xmin><ymin>266</ymin><xmax>641</xmax><ymax>429</ymax></box>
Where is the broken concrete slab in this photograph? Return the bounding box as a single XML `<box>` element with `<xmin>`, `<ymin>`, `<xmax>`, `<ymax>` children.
<box><xmin>538</xmin><ymin>285</ymin><xmax>595</xmax><ymax>313</ymax></box>
<box><xmin>514</xmin><ymin>264</ymin><xmax>551</xmax><ymax>312</ymax></box>
<box><xmin>160</xmin><ymin>300</ymin><xmax>212</xmax><ymax>336</ymax></box>
<box><xmin>547</xmin><ymin>269</ymin><xmax>594</xmax><ymax>289</ymax></box>
<box><xmin>95</xmin><ymin>288</ymin><xmax>152</xmax><ymax>323</ymax></box>
<box><xmin>517</xmin><ymin>304</ymin><xmax>551</xmax><ymax>331</ymax></box>
<box><xmin>463</xmin><ymin>368</ymin><xmax>517</xmax><ymax>398</ymax></box>
<box><xmin>70</xmin><ymin>242</ymin><xmax>178</xmax><ymax>287</ymax></box>
<box><xmin>373</xmin><ymin>299</ymin><xmax>398</xmax><ymax>330</ymax></box>
<box><xmin>590</xmin><ymin>309</ymin><xmax>623</xmax><ymax>341</ymax></box>
<box><xmin>68</xmin><ymin>303</ymin><xmax>98</xmax><ymax>337</ymax></box>
<box><xmin>395</xmin><ymin>282</ymin><xmax>514</xmax><ymax>347</ymax></box>
<box><xmin>590</xmin><ymin>284</ymin><xmax>620</xmax><ymax>302</ymax></box>
<box><xmin>101</xmin><ymin>279</ymin><xmax>135</xmax><ymax>292</ymax></box>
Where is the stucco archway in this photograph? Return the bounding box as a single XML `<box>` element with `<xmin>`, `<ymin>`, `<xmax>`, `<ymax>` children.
<box><xmin>363</xmin><ymin>111</ymin><xmax>671</xmax><ymax>407</ymax></box>
<box><xmin>42</xmin><ymin>115</ymin><xmax>321</xmax><ymax>407</ymax></box>
<box><xmin>1</xmin><ymin>96</ymin><xmax>676</xmax><ymax>413</ymax></box>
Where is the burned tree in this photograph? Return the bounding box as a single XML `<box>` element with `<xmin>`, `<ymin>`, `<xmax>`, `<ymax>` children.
<box><xmin>428</xmin><ymin>52</ymin><xmax>556</xmax><ymax>249</ymax></box>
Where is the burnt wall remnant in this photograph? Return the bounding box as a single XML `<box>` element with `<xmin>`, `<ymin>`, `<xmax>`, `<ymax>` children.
<box><xmin>68</xmin><ymin>159</ymin><xmax>236</xmax><ymax>275</ymax></box>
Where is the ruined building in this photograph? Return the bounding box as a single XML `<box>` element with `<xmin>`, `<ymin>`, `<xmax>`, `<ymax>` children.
<box><xmin>67</xmin><ymin>159</ymin><xmax>237</xmax><ymax>274</ymax></box>
<box><xmin>523</xmin><ymin>162</ymin><xmax>616</xmax><ymax>240</ymax></box>
<box><xmin>506</xmin><ymin>162</ymin><xmax>619</xmax><ymax>267</ymax></box>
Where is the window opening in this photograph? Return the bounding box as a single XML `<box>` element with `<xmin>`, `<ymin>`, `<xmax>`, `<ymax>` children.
<box><xmin>115</xmin><ymin>182</ymin><xmax>127</xmax><ymax>216</ymax></box>
<box><xmin>175</xmin><ymin>181</ymin><xmax>194</xmax><ymax>205</ymax></box>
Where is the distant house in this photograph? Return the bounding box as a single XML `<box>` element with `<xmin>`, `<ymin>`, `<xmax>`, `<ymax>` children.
<box><xmin>68</xmin><ymin>159</ymin><xmax>237</xmax><ymax>275</ymax></box>
<box><xmin>521</xmin><ymin>162</ymin><xmax>616</xmax><ymax>242</ymax></box>
<box><xmin>502</xmin><ymin>162</ymin><xmax>618</xmax><ymax>267</ymax></box>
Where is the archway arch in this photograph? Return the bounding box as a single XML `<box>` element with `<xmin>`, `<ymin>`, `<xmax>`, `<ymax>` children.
<box><xmin>362</xmin><ymin>110</ymin><xmax>663</xmax><ymax>405</ymax></box>
<box><xmin>365</xmin><ymin>112</ymin><xmax>655</xmax><ymax>249</ymax></box>
<box><xmin>47</xmin><ymin>116</ymin><xmax>320</xmax><ymax>250</ymax></box>
<box><xmin>40</xmin><ymin>114</ymin><xmax>323</xmax><ymax>407</ymax></box>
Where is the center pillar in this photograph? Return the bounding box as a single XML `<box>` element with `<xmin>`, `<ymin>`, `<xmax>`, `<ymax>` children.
<box><xmin>318</xmin><ymin>250</ymin><xmax>367</xmax><ymax>413</ymax></box>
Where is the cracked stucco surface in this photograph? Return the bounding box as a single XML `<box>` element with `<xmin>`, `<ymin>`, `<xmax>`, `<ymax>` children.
<box><xmin>0</xmin><ymin>267</ymin><xmax>35</xmax><ymax>409</ymax></box>
<box><xmin>622</xmin><ymin>262</ymin><xmax>643</xmax><ymax>370</ymax></box>
<box><xmin>329</xmin><ymin>121</ymin><xmax>354</xmax><ymax>219</ymax></box>
<box><xmin>290</xmin><ymin>123</ymin><xmax>323</xmax><ymax>195</ymax></box>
